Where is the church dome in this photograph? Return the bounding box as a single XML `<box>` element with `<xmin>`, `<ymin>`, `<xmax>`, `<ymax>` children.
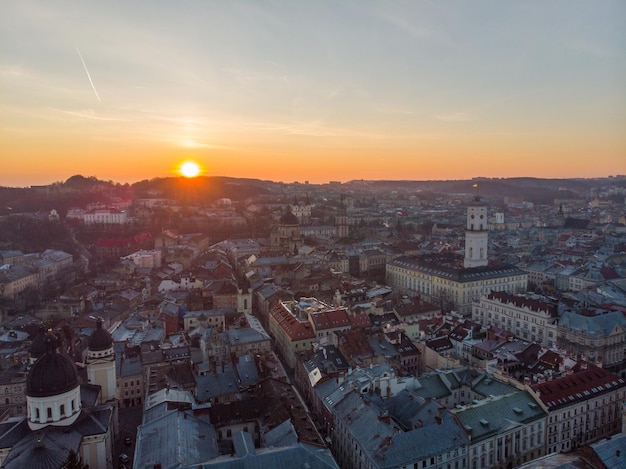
<box><xmin>26</xmin><ymin>343</ymin><xmax>79</xmax><ymax>398</ymax></box>
<box><xmin>279</xmin><ymin>211</ymin><xmax>299</xmax><ymax>225</ymax></box>
<box><xmin>89</xmin><ymin>318</ymin><xmax>112</xmax><ymax>351</ymax></box>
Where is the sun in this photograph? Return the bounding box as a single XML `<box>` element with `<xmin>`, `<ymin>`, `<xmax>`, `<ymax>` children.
<box><xmin>179</xmin><ymin>160</ymin><xmax>201</xmax><ymax>178</ymax></box>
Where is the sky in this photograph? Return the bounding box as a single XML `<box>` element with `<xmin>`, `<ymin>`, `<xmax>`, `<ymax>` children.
<box><xmin>1</xmin><ymin>1</ymin><xmax>625</xmax><ymax>186</ymax></box>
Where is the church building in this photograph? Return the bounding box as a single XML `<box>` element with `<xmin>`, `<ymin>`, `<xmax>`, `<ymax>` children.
<box><xmin>0</xmin><ymin>325</ymin><xmax>117</xmax><ymax>468</ymax></box>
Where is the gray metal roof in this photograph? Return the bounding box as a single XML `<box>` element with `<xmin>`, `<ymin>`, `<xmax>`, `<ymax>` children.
<box><xmin>195</xmin><ymin>365</ymin><xmax>240</xmax><ymax>402</ymax></box>
<box><xmin>236</xmin><ymin>354</ymin><xmax>259</xmax><ymax>387</ymax></box>
<box><xmin>333</xmin><ymin>391</ymin><xmax>469</xmax><ymax>469</ymax></box>
<box><xmin>134</xmin><ymin>409</ymin><xmax>219</xmax><ymax>469</ymax></box>
<box><xmin>198</xmin><ymin>441</ymin><xmax>339</xmax><ymax>468</ymax></box>
<box><xmin>222</xmin><ymin>327</ymin><xmax>270</xmax><ymax>346</ymax></box>
<box><xmin>559</xmin><ymin>310</ymin><xmax>626</xmax><ymax>337</ymax></box>
<box><xmin>453</xmin><ymin>391</ymin><xmax>546</xmax><ymax>443</ymax></box>
<box><xmin>590</xmin><ymin>432</ymin><xmax>626</xmax><ymax>469</ymax></box>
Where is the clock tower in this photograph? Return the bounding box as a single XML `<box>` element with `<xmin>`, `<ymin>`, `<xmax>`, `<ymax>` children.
<box><xmin>464</xmin><ymin>196</ymin><xmax>489</xmax><ymax>268</ymax></box>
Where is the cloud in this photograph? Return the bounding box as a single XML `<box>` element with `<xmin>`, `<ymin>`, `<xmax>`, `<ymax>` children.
<box><xmin>48</xmin><ymin>108</ymin><xmax>127</xmax><ymax>121</ymax></box>
<box><xmin>377</xmin><ymin>108</ymin><xmax>414</xmax><ymax>115</ymax></box>
<box><xmin>435</xmin><ymin>112</ymin><xmax>475</xmax><ymax>122</ymax></box>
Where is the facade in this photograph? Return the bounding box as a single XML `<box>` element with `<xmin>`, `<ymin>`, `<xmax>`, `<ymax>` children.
<box><xmin>124</xmin><ymin>249</ymin><xmax>162</xmax><ymax>269</ymax></box>
<box><xmin>531</xmin><ymin>362</ymin><xmax>626</xmax><ymax>454</ymax></box>
<box><xmin>290</xmin><ymin>196</ymin><xmax>311</xmax><ymax>224</ymax></box>
<box><xmin>183</xmin><ymin>308</ymin><xmax>231</xmax><ymax>332</ymax></box>
<box><xmin>0</xmin><ymin>367</ymin><xmax>26</xmax><ymax>418</ymax></box>
<box><xmin>270</xmin><ymin>211</ymin><xmax>303</xmax><ymax>253</ymax></box>
<box><xmin>0</xmin><ymin>265</ymin><xmax>39</xmax><ymax>299</ymax></box>
<box><xmin>117</xmin><ymin>354</ymin><xmax>144</xmax><ymax>408</ymax></box>
<box><xmin>453</xmin><ymin>391</ymin><xmax>547</xmax><ymax>469</ymax></box>
<box><xmin>557</xmin><ymin>311</ymin><xmax>626</xmax><ymax>369</ymax></box>
<box><xmin>83</xmin><ymin>207</ymin><xmax>128</xmax><ymax>225</ymax></box>
<box><xmin>387</xmin><ymin>197</ymin><xmax>527</xmax><ymax>315</ymax></box>
<box><xmin>464</xmin><ymin>197</ymin><xmax>489</xmax><ymax>268</ymax></box>
<box><xmin>472</xmin><ymin>291</ymin><xmax>559</xmax><ymax>347</ymax></box>
<box><xmin>268</xmin><ymin>300</ymin><xmax>317</xmax><ymax>368</ymax></box>
<box><xmin>86</xmin><ymin>319</ymin><xmax>117</xmax><ymax>404</ymax></box>
<box><xmin>387</xmin><ymin>253</ymin><xmax>527</xmax><ymax>315</ymax></box>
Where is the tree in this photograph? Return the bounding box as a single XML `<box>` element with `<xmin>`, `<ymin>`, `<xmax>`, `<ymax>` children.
<box><xmin>61</xmin><ymin>449</ymin><xmax>89</xmax><ymax>469</ymax></box>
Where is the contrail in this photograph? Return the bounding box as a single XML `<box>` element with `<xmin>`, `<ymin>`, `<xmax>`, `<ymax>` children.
<box><xmin>75</xmin><ymin>47</ymin><xmax>101</xmax><ymax>103</ymax></box>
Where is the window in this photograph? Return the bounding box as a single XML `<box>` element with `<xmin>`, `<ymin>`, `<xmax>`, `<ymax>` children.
<box><xmin>60</xmin><ymin>404</ymin><xmax>65</xmax><ymax>416</ymax></box>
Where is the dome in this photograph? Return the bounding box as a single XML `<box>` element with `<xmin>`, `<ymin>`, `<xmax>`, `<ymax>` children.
<box><xmin>89</xmin><ymin>318</ymin><xmax>112</xmax><ymax>351</ymax></box>
<box><xmin>279</xmin><ymin>211</ymin><xmax>299</xmax><ymax>225</ymax></box>
<box><xmin>27</xmin><ymin>348</ymin><xmax>79</xmax><ymax>398</ymax></box>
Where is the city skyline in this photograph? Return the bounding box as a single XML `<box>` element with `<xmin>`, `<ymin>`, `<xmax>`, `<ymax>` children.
<box><xmin>2</xmin><ymin>1</ymin><xmax>625</xmax><ymax>187</ymax></box>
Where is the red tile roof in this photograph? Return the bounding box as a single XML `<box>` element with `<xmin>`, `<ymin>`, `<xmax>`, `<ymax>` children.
<box><xmin>311</xmin><ymin>309</ymin><xmax>351</xmax><ymax>331</ymax></box>
<box><xmin>349</xmin><ymin>312</ymin><xmax>371</xmax><ymax>328</ymax></box>
<box><xmin>531</xmin><ymin>363</ymin><xmax>626</xmax><ymax>410</ymax></box>
<box><xmin>487</xmin><ymin>291</ymin><xmax>558</xmax><ymax>317</ymax></box>
<box><xmin>270</xmin><ymin>303</ymin><xmax>315</xmax><ymax>341</ymax></box>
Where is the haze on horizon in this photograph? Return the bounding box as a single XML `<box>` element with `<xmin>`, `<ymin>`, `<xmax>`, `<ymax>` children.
<box><xmin>1</xmin><ymin>1</ymin><xmax>625</xmax><ymax>187</ymax></box>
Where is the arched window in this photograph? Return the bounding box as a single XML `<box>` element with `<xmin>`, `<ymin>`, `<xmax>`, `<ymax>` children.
<box><xmin>47</xmin><ymin>407</ymin><xmax>52</xmax><ymax>420</ymax></box>
<box><xmin>60</xmin><ymin>404</ymin><xmax>65</xmax><ymax>416</ymax></box>
<box><xmin>36</xmin><ymin>408</ymin><xmax>40</xmax><ymax>420</ymax></box>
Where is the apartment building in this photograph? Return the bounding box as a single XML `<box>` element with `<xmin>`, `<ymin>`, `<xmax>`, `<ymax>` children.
<box><xmin>472</xmin><ymin>291</ymin><xmax>558</xmax><ymax>347</ymax></box>
<box><xmin>531</xmin><ymin>362</ymin><xmax>626</xmax><ymax>454</ymax></box>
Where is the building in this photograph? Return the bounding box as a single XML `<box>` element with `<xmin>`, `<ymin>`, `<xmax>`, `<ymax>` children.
<box><xmin>0</xmin><ymin>333</ymin><xmax>115</xmax><ymax>468</ymax></box>
<box><xmin>86</xmin><ymin>318</ymin><xmax>117</xmax><ymax>404</ymax></box>
<box><xmin>464</xmin><ymin>196</ymin><xmax>489</xmax><ymax>268</ymax></box>
<box><xmin>453</xmin><ymin>391</ymin><xmax>547</xmax><ymax>469</ymax></box>
<box><xmin>331</xmin><ymin>389</ymin><xmax>470</xmax><ymax>469</ymax></box>
<box><xmin>290</xmin><ymin>195</ymin><xmax>311</xmax><ymax>224</ymax></box>
<box><xmin>387</xmin><ymin>253</ymin><xmax>527</xmax><ymax>316</ymax></box>
<box><xmin>268</xmin><ymin>301</ymin><xmax>316</xmax><ymax>369</ymax></box>
<box><xmin>270</xmin><ymin>210</ymin><xmax>303</xmax><ymax>253</ymax></box>
<box><xmin>557</xmin><ymin>310</ymin><xmax>626</xmax><ymax>370</ymax></box>
<box><xmin>83</xmin><ymin>207</ymin><xmax>128</xmax><ymax>225</ymax></box>
<box><xmin>0</xmin><ymin>265</ymin><xmax>39</xmax><ymax>299</ymax></box>
<box><xmin>531</xmin><ymin>362</ymin><xmax>626</xmax><ymax>454</ymax></box>
<box><xmin>472</xmin><ymin>291</ymin><xmax>559</xmax><ymax>347</ymax></box>
<box><xmin>387</xmin><ymin>198</ymin><xmax>527</xmax><ymax>315</ymax></box>
<box><xmin>123</xmin><ymin>249</ymin><xmax>162</xmax><ymax>269</ymax></box>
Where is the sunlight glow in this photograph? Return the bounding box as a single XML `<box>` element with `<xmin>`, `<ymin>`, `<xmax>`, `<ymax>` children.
<box><xmin>179</xmin><ymin>160</ymin><xmax>201</xmax><ymax>178</ymax></box>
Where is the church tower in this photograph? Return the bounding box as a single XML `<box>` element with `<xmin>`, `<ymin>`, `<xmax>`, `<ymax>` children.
<box><xmin>464</xmin><ymin>196</ymin><xmax>489</xmax><ymax>268</ymax></box>
<box><xmin>86</xmin><ymin>318</ymin><xmax>116</xmax><ymax>404</ymax></box>
<box><xmin>26</xmin><ymin>334</ymin><xmax>82</xmax><ymax>430</ymax></box>
<box><xmin>335</xmin><ymin>195</ymin><xmax>349</xmax><ymax>239</ymax></box>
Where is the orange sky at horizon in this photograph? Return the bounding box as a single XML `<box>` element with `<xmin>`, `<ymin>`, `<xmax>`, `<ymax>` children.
<box><xmin>3</xmin><ymin>121</ymin><xmax>624</xmax><ymax>187</ymax></box>
<box><xmin>1</xmin><ymin>1</ymin><xmax>625</xmax><ymax>187</ymax></box>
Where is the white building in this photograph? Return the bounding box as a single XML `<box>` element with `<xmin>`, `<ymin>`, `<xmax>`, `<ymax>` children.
<box><xmin>124</xmin><ymin>249</ymin><xmax>162</xmax><ymax>269</ymax></box>
<box><xmin>83</xmin><ymin>208</ymin><xmax>128</xmax><ymax>225</ymax></box>
<box><xmin>472</xmin><ymin>291</ymin><xmax>559</xmax><ymax>347</ymax></box>
<box><xmin>387</xmin><ymin>197</ymin><xmax>527</xmax><ymax>315</ymax></box>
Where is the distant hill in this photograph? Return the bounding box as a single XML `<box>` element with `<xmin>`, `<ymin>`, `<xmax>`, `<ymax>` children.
<box><xmin>131</xmin><ymin>176</ymin><xmax>275</xmax><ymax>201</ymax></box>
<box><xmin>347</xmin><ymin>177</ymin><xmax>625</xmax><ymax>205</ymax></box>
<box><xmin>0</xmin><ymin>175</ymin><xmax>623</xmax><ymax>212</ymax></box>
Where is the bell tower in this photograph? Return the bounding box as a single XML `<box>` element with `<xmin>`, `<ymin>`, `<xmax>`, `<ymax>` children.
<box><xmin>86</xmin><ymin>318</ymin><xmax>116</xmax><ymax>403</ymax></box>
<box><xmin>464</xmin><ymin>196</ymin><xmax>489</xmax><ymax>268</ymax></box>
